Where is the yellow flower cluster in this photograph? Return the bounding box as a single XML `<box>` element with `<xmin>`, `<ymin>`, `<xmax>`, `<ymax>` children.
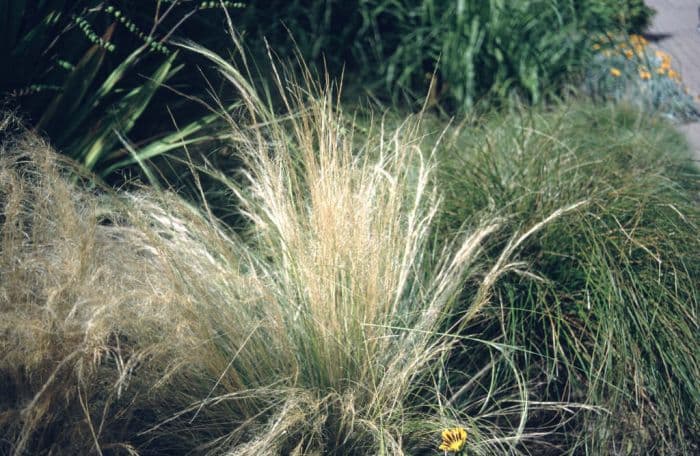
<box><xmin>618</xmin><ymin>34</ymin><xmax>647</xmax><ymax>59</ymax></box>
<box><xmin>629</xmin><ymin>34</ymin><xmax>648</xmax><ymax>50</ymax></box>
<box><xmin>654</xmin><ymin>49</ymin><xmax>680</xmax><ymax>81</ymax></box>
<box><xmin>594</xmin><ymin>33</ymin><xmax>682</xmax><ymax>83</ymax></box>
<box><xmin>639</xmin><ymin>67</ymin><xmax>651</xmax><ymax>80</ymax></box>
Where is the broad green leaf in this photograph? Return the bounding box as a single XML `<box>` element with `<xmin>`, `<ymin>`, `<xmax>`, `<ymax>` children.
<box><xmin>66</xmin><ymin>45</ymin><xmax>152</xmax><ymax>137</ymax></box>
<box><xmin>81</xmin><ymin>52</ymin><xmax>179</xmax><ymax>170</ymax></box>
<box><xmin>100</xmin><ymin>105</ymin><xmax>238</xmax><ymax>176</ymax></box>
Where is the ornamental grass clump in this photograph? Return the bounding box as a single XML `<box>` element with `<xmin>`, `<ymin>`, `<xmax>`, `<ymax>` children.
<box><xmin>437</xmin><ymin>104</ymin><xmax>700</xmax><ymax>454</ymax></box>
<box><xmin>1</xmin><ymin>49</ymin><xmax>582</xmax><ymax>451</ymax></box>
<box><xmin>584</xmin><ymin>33</ymin><xmax>699</xmax><ymax>121</ymax></box>
<box><xmin>156</xmin><ymin>43</ymin><xmax>555</xmax><ymax>454</ymax></box>
<box><xmin>0</xmin><ymin>116</ymin><xmax>213</xmax><ymax>454</ymax></box>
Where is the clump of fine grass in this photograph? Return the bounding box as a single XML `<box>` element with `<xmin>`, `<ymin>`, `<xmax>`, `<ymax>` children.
<box><xmin>146</xmin><ymin>43</ymin><xmax>563</xmax><ymax>454</ymax></box>
<box><xmin>436</xmin><ymin>103</ymin><xmax>699</xmax><ymax>454</ymax></box>
<box><xmin>0</xmin><ymin>115</ymin><xmax>212</xmax><ymax>454</ymax></box>
<box><xmin>1</xmin><ymin>52</ymin><xmax>587</xmax><ymax>452</ymax></box>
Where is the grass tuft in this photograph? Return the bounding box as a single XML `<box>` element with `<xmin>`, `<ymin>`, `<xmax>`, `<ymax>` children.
<box><xmin>1</xmin><ymin>60</ymin><xmax>561</xmax><ymax>451</ymax></box>
<box><xmin>437</xmin><ymin>103</ymin><xmax>700</xmax><ymax>454</ymax></box>
<box><xmin>2</xmin><ymin>50</ymin><xmax>698</xmax><ymax>453</ymax></box>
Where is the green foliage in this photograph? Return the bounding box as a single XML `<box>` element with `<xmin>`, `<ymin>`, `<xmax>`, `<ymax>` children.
<box><xmin>1</xmin><ymin>0</ymin><xmax>659</xmax><ymax>181</ymax></box>
<box><xmin>0</xmin><ymin>1</ymin><xmax>244</xmax><ymax>178</ymax></box>
<box><xmin>375</xmin><ymin>0</ymin><xmax>588</xmax><ymax>109</ymax></box>
<box><xmin>236</xmin><ymin>1</ymin><xmax>644</xmax><ymax>111</ymax></box>
<box><xmin>586</xmin><ymin>0</ymin><xmax>656</xmax><ymax>33</ymax></box>
<box><xmin>436</xmin><ymin>104</ymin><xmax>699</xmax><ymax>454</ymax></box>
<box><xmin>2</xmin><ymin>85</ymin><xmax>698</xmax><ymax>453</ymax></box>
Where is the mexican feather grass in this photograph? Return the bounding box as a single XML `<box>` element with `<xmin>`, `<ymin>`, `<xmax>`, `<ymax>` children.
<box><xmin>0</xmin><ymin>55</ymin><xmax>582</xmax><ymax>453</ymax></box>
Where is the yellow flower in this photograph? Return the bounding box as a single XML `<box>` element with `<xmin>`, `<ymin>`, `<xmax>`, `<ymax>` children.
<box><xmin>625</xmin><ymin>35</ymin><xmax>647</xmax><ymax>56</ymax></box>
<box><xmin>439</xmin><ymin>427</ymin><xmax>467</xmax><ymax>453</ymax></box>
<box><xmin>655</xmin><ymin>51</ymin><xmax>672</xmax><ymax>70</ymax></box>
<box><xmin>610</xmin><ymin>67</ymin><xmax>622</xmax><ymax>77</ymax></box>
<box><xmin>623</xmin><ymin>49</ymin><xmax>634</xmax><ymax>59</ymax></box>
<box><xmin>630</xmin><ymin>34</ymin><xmax>648</xmax><ymax>47</ymax></box>
<box><xmin>667</xmin><ymin>69</ymin><xmax>680</xmax><ymax>81</ymax></box>
<box><xmin>638</xmin><ymin>67</ymin><xmax>651</xmax><ymax>80</ymax></box>
<box><xmin>655</xmin><ymin>50</ymin><xmax>669</xmax><ymax>61</ymax></box>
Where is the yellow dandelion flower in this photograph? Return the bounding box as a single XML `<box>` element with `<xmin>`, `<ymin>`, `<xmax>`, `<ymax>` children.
<box><xmin>668</xmin><ymin>69</ymin><xmax>680</xmax><ymax>81</ymax></box>
<box><xmin>610</xmin><ymin>67</ymin><xmax>622</xmax><ymax>77</ymax></box>
<box><xmin>623</xmin><ymin>49</ymin><xmax>634</xmax><ymax>59</ymax></box>
<box><xmin>439</xmin><ymin>427</ymin><xmax>467</xmax><ymax>453</ymax></box>
<box><xmin>639</xmin><ymin>67</ymin><xmax>651</xmax><ymax>80</ymax></box>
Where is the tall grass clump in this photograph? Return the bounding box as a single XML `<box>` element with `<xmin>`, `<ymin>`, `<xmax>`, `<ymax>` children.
<box><xmin>0</xmin><ymin>115</ymin><xmax>211</xmax><ymax>454</ymax></box>
<box><xmin>0</xmin><ymin>51</ymin><xmax>583</xmax><ymax>452</ymax></box>
<box><xmin>436</xmin><ymin>104</ymin><xmax>699</xmax><ymax>454</ymax></box>
<box><xmin>134</xmin><ymin>44</ymin><xmax>556</xmax><ymax>453</ymax></box>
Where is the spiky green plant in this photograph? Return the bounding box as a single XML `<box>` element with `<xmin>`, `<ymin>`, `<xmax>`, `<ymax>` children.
<box><xmin>0</xmin><ymin>0</ymin><xmax>243</xmax><ymax>178</ymax></box>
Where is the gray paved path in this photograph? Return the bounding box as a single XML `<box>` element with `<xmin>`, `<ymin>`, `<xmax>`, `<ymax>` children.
<box><xmin>646</xmin><ymin>0</ymin><xmax>700</xmax><ymax>162</ymax></box>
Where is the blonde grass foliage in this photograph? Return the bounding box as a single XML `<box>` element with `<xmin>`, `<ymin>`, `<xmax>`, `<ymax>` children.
<box><xmin>0</xmin><ymin>42</ymin><xmax>587</xmax><ymax>453</ymax></box>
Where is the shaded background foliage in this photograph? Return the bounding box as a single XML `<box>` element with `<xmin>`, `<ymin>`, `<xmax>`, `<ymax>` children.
<box><xmin>1</xmin><ymin>0</ymin><xmax>243</xmax><ymax>181</ymax></box>
<box><xmin>2</xmin><ymin>0</ymin><xmax>655</xmax><ymax>180</ymax></box>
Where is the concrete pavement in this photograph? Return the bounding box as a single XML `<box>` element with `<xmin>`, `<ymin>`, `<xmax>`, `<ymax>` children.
<box><xmin>646</xmin><ymin>0</ymin><xmax>700</xmax><ymax>162</ymax></box>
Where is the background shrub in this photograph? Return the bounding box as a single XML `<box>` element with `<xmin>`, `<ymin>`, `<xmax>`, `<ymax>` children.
<box><xmin>583</xmin><ymin>34</ymin><xmax>699</xmax><ymax>121</ymax></box>
<box><xmin>585</xmin><ymin>0</ymin><xmax>656</xmax><ymax>33</ymax></box>
<box><xmin>231</xmin><ymin>1</ymin><xmax>658</xmax><ymax>113</ymax></box>
<box><xmin>3</xmin><ymin>1</ymin><xmax>658</xmax><ymax>182</ymax></box>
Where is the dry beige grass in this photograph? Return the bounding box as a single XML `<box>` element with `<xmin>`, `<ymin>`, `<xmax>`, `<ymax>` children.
<box><xmin>0</xmin><ymin>116</ymin><xmax>219</xmax><ymax>454</ymax></box>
